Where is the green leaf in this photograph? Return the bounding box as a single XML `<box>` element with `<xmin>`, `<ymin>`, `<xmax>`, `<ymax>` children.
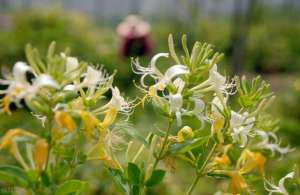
<box><xmin>130</xmin><ymin>185</ymin><xmax>140</xmax><ymax>195</ymax></box>
<box><xmin>108</xmin><ymin>168</ymin><xmax>130</xmax><ymax>195</ymax></box>
<box><xmin>0</xmin><ymin>165</ymin><xmax>31</xmax><ymax>188</ymax></box>
<box><xmin>55</xmin><ymin>180</ymin><xmax>88</xmax><ymax>195</ymax></box>
<box><xmin>145</xmin><ymin>169</ymin><xmax>165</xmax><ymax>187</ymax></box>
<box><xmin>127</xmin><ymin>163</ymin><xmax>140</xmax><ymax>185</ymax></box>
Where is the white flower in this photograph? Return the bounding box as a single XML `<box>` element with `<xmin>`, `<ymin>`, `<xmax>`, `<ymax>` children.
<box><xmin>132</xmin><ymin>53</ymin><xmax>189</xmax><ymax>95</ymax></box>
<box><xmin>230</xmin><ymin>111</ymin><xmax>255</xmax><ymax>147</ymax></box>
<box><xmin>65</xmin><ymin>57</ymin><xmax>79</xmax><ymax>72</ymax></box>
<box><xmin>61</xmin><ymin>53</ymin><xmax>79</xmax><ymax>73</ymax></box>
<box><xmin>93</xmin><ymin>86</ymin><xmax>132</xmax><ymax>116</ymax></box>
<box><xmin>110</xmin><ymin>87</ymin><xmax>131</xmax><ymax>113</ymax></box>
<box><xmin>167</xmin><ymin>78</ymin><xmax>185</xmax><ymax>126</ymax></box>
<box><xmin>191</xmin><ymin>64</ymin><xmax>235</xmax><ymax>95</ymax></box>
<box><xmin>189</xmin><ymin>97</ymin><xmax>207</xmax><ymax>129</ymax></box>
<box><xmin>264</xmin><ymin>171</ymin><xmax>294</xmax><ymax>195</ymax></box>
<box><xmin>81</xmin><ymin>66</ymin><xmax>104</xmax><ymax>87</ymax></box>
<box><xmin>0</xmin><ymin>62</ymin><xmax>59</xmax><ymax>106</ymax></box>
<box><xmin>254</xmin><ymin>130</ymin><xmax>291</xmax><ymax>156</ymax></box>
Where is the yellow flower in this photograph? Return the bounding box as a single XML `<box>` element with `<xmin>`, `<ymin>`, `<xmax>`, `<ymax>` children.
<box><xmin>177</xmin><ymin>126</ymin><xmax>194</xmax><ymax>142</ymax></box>
<box><xmin>87</xmin><ymin>139</ymin><xmax>119</xmax><ymax>169</ymax></box>
<box><xmin>79</xmin><ymin>111</ymin><xmax>99</xmax><ymax>140</ymax></box>
<box><xmin>1</xmin><ymin>95</ymin><xmax>11</xmax><ymax>115</ymax></box>
<box><xmin>211</xmin><ymin>112</ymin><xmax>225</xmax><ymax>144</ymax></box>
<box><xmin>100</xmin><ymin>107</ymin><xmax>117</xmax><ymax>132</ymax></box>
<box><xmin>55</xmin><ymin>111</ymin><xmax>76</xmax><ymax>132</ymax></box>
<box><xmin>214</xmin><ymin>144</ymin><xmax>232</xmax><ymax>167</ymax></box>
<box><xmin>227</xmin><ymin>171</ymin><xmax>248</xmax><ymax>195</ymax></box>
<box><xmin>0</xmin><ymin>128</ymin><xmax>36</xmax><ymax>151</ymax></box>
<box><xmin>237</xmin><ymin>149</ymin><xmax>266</xmax><ymax>175</ymax></box>
<box><xmin>33</xmin><ymin>139</ymin><xmax>48</xmax><ymax>170</ymax></box>
<box><xmin>51</xmin><ymin>127</ymin><xmax>64</xmax><ymax>141</ymax></box>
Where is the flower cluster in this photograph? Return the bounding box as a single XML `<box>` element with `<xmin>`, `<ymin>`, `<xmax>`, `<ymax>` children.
<box><xmin>0</xmin><ymin>37</ymin><xmax>298</xmax><ymax>195</ymax></box>
<box><xmin>130</xmin><ymin>35</ymin><xmax>296</xmax><ymax>195</ymax></box>
<box><xmin>0</xmin><ymin>42</ymin><xmax>133</xmax><ymax>194</ymax></box>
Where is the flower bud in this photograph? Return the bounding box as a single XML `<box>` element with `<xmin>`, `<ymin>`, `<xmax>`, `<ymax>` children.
<box><xmin>177</xmin><ymin>126</ymin><xmax>194</xmax><ymax>142</ymax></box>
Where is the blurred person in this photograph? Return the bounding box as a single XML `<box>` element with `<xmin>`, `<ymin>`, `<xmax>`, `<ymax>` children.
<box><xmin>117</xmin><ymin>15</ymin><xmax>153</xmax><ymax>57</ymax></box>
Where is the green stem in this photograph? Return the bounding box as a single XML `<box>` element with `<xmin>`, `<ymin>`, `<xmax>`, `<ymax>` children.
<box><xmin>186</xmin><ymin>174</ymin><xmax>201</xmax><ymax>195</ymax></box>
<box><xmin>185</xmin><ymin>142</ymin><xmax>217</xmax><ymax>195</ymax></box>
<box><xmin>152</xmin><ymin>118</ymin><xmax>173</xmax><ymax>171</ymax></box>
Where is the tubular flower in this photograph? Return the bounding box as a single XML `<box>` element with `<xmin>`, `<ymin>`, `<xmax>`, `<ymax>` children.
<box><xmin>254</xmin><ymin>130</ymin><xmax>291</xmax><ymax>156</ymax></box>
<box><xmin>132</xmin><ymin>53</ymin><xmax>189</xmax><ymax>99</ymax></box>
<box><xmin>214</xmin><ymin>144</ymin><xmax>232</xmax><ymax>167</ymax></box>
<box><xmin>55</xmin><ymin>111</ymin><xmax>77</xmax><ymax>132</ymax></box>
<box><xmin>230</xmin><ymin>111</ymin><xmax>255</xmax><ymax>147</ymax></box>
<box><xmin>237</xmin><ymin>149</ymin><xmax>266</xmax><ymax>175</ymax></box>
<box><xmin>190</xmin><ymin>64</ymin><xmax>235</xmax><ymax>95</ymax></box>
<box><xmin>95</xmin><ymin>87</ymin><xmax>132</xmax><ymax>132</ymax></box>
<box><xmin>33</xmin><ymin>139</ymin><xmax>49</xmax><ymax>170</ymax></box>
<box><xmin>0</xmin><ymin>129</ymin><xmax>37</xmax><ymax>170</ymax></box>
<box><xmin>189</xmin><ymin>97</ymin><xmax>207</xmax><ymax>129</ymax></box>
<box><xmin>0</xmin><ymin>62</ymin><xmax>59</xmax><ymax>113</ymax></box>
<box><xmin>264</xmin><ymin>171</ymin><xmax>295</xmax><ymax>195</ymax></box>
<box><xmin>211</xmin><ymin>96</ymin><xmax>225</xmax><ymax>143</ymax></box>
<box><xmin>167</xmin><ymin>78</ymin><xmax>185</xmax><ymax>126</ymax></box>
<box><xmin>79</xmin><ymin>111</ymin><xmax>100</xmax><ymax>140</ymax></box>
<box><xmin>227</xmin><ymin>171</ymin><xmax>249</xmax><ymax>195</ymax></box>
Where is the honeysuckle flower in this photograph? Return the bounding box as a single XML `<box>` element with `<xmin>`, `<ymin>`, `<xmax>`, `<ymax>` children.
<box><xmin>213</xmin><ymin>144</ymin><xmax>232</xmax><ymax>167</ymax></box>
<box><xmin>33</xmin><ymin>139</ymin><xmax>48</xmax><ymax>170</ymax></box>
<box><xmin>191</xmin><ymin>64</ymin><xmax>235</xmax><ymax>95</ymax></box>
<box><xmin>132</xmin><ymin>53</ymin><xmax>189</xmax><ymax>99</ymax></box>
<box><xmin>55</xmin><ymin>111</ymin><xmax>77</xmax><ymax>132</ymax></box>
<box><xmin>60</xmin><ymin>53</ymin><xmax>79</xmax><ymax>72</ymax></box>
<box><xmin>167</xmin><ymin>78</ymin><xmax>185</xmax><ymax>126</ymax></box>
<box><xmin>0</xmin><ymin>128</ymin><xmax>37</xmax><ymax>170</ymax></box>
<box><xmin>254</xmin><ymin>130</ymin><xmax>291</xmax><ymax>156</ymax></box>
<box><xmin>211</xmin><ymin>96</ymin><xmax>226</xmax><ymax>143</ymax></box>
<box><xmin>93</xmin><ymin>87</ymin><xmax>132</xmax><ymax>131</ymax></box>
<box><xmin>223</xmin><ymin>170</ymin><xmax>249</xmax><ymax>194</ymax></box>
<box><xmin>79</xmin><ymin>111</ymin><xmax>100</xmax><ymax>140</ymax></box>
<box><xmin>230</xmin><ymin>111</ymin><xmax>255</xmax><ymax>147</ymax></box>
<box><xmin>264</xmin><ymin>171</ymin><xmax>295</xmax><ymax>195</ymax></box>
<box><xmin>237</xmin><ymin>149</ymin><xmax>266</xmax><ymax>175</ymax></box>
<box><xmin>190</xmin><ymin>97</ymin><xmax>207</xmax><ymax>128</ymax></box>
<box><xmin>0</xmin><ymin>62</ymin><xmax>59</xmax><ymax>113</ymax></box>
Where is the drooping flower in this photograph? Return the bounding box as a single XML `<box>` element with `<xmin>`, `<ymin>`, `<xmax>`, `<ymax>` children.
<box><xmin>211</xmin><ymin>96</ymin><xmax>226</xmax><ymax>143</ymax></box>
<box><xmin>264</xmin><ymin>171</ymin><xmax>295</xmax><ymax>195</ymax></box>
<box><xmin>254</xmin><ymin>130</ymin><xmax>291</xmax><ymax>156</ymax></box>
<box><xmin>230</xmin><ymin>111</ymin><xmax>255</xmax><ymax>147</ymax></box>
<box><xmin>93</xmin><ymin>87</ymin><xmax>132</xmax><ymax>132</ymax></box>
<box><xmin>237</xmin><ymin>149</ymin><xmax>266</xmax><ymax>175</ymax></box>
<box><xmin>189</xmin><ymin>97</ymin><xmax>207</xmax><ymax>129</ymax></box>
<box><xmin>167</xmin><ymin>78</ymin><xmax>185</xmax><ymax>126</ymax></box>
<box><xmin>132</xmin><ymin>53</ymin><xmax>189</xmax><ymax>99</ymax></box>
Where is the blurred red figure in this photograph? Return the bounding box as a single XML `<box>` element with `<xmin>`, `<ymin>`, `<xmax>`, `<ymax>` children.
<box><xmin>117</xmin><ymin>15</ymin><xmax>153</xmax><ymax>58</ymax></box>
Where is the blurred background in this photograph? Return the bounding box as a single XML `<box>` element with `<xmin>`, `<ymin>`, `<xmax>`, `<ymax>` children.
<box><xmin>0</xmin><ymin>0</ymin><xmax>300</xmax><ymax>194</ymax></box>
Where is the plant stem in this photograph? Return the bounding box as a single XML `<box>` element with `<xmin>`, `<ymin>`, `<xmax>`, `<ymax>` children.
<box><xmin>152</xmin><ymin>118</ymin><xmax>173</xmax><ymax>171</ymax></box>
<box><xmin>186</xmin><ymin>174</ymin><xmax>201</xmax><ymax>195</ymax></box>
<box><xmin>185</xmin><ymin>142</ymin><xmax>217</xmax><ymax>195</ymax></box>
